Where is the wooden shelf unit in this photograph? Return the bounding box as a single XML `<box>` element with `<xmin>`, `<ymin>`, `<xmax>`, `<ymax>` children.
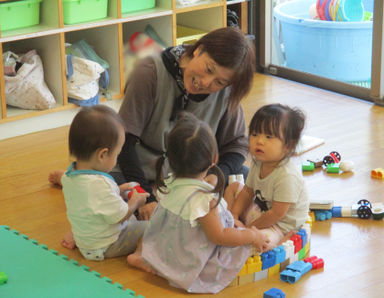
<box><xmin>0</xmin><ymin>0</ymin><xmax>250</xmax><ymax>124</ymax></box>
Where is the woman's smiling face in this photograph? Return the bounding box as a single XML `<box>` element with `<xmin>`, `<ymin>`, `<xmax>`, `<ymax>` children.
<box><xmin>181</xmin><ymin>46</ymin><xmax>234</xmax><ymax>95</ymax></box>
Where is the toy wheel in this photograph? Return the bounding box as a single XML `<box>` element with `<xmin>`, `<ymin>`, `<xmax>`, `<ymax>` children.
<box><xmin>357</xmin><ymin>199</ymin><xmax>372</xmax><ymax>208</ymax></box>
<box><xmin>330</xmin><ymin>151</ymin><xmax>341</xmax><ymax>161</ymax></box>
<box><xmin>357</xmin><ymin>205</ymin><xmax>372</xmax><ymax>219</ymax></box>
<box><xmin>323</xmin><ymin>155</ymin><xmax>334</xmax><ymax>165</ymax></box>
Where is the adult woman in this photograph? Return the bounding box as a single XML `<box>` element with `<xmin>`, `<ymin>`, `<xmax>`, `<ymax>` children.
<box><xmin>114</xmin><ymin>27</ymin><xmax>256</xmax><ymax>219</ymax></box>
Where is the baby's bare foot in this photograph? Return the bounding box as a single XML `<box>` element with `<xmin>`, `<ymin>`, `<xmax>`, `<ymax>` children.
<box><xmin>127</xmin><ymin>253</ymin><xmax>156</xmax><ymax>274</ymax></box>
<box><xmin>49</xmin><ymin>170</ymin><xmax>65</xmax><ymax>186</ymax></box>
<box><xmin>61</xmin><ymin>231</ymin><xmax>76</xmax><ymax>249</ymax></box>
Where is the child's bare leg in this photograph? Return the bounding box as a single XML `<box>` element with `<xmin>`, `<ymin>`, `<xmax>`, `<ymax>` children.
<box><xmin>49</xmin><ymin>170</ymin><xmax>65</xmax><ymax>186</ymax></box>
<box><xmin>127</xmin><ymin>239</ymin><xmax>156</xmax><ymax>274</ymax></box>
<box><xmin>224</xmin><ymin>182</ymin><xmax>243</xmax><ymax>210</ymax></box>
<box><xmin>61</xmin><ymin>231</ymin><xmax>76</xmax><ymax>249</ymax></box>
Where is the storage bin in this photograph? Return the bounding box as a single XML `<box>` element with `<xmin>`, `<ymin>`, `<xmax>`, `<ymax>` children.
<box><xmin>63</xmin><ymin>0</ymin><xmax>108</xmax><ymax>25</ymax></box>
<box><xmin>121</xmin><ymin>0</ymin><xmax>155</xmax><ymax>14</ymax></box>
<box><xmin>274</xmin><ymin>0</ymin><xmax>373</xmax><ymax>82</ymax></box>
<box><xmin>0</xmin><ymin>0</ymin><xmax>41</xmax><ymax>31</ymax></box>
<box><xmin>176</xmin><ymin>25</ymin><xmax>207</xmax><ymax>45</ymax></box>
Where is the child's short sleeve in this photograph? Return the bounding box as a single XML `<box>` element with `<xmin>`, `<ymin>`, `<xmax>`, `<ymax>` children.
<box><xmin>92</xmin><ymin>178</ymin><xmax>128</xmax><ymax>224</ymax></box>
<box><xmin>188</xmin><ymin>192</ymin><xmax>217</xmax><ymax>227</ymax></box>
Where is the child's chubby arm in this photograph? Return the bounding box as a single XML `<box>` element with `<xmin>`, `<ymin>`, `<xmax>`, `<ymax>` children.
<box><xmin>247</xmin><ymin>201</ymin><xmax>291</xmax><ymax>229</ymax></box>
<box><xmin>119</xmin><ymin>189</ymin><xmax>149</xmax><ymax>223</ymax></box>
<box><xmin>230</xmin><ymin>185</ymin><xmax>254</xmax><ymax>220</ymax></box>
<box><xmin>199</xmin><ymin>200</ymin><xmax>269</xmax><ymax>252</ymax></box>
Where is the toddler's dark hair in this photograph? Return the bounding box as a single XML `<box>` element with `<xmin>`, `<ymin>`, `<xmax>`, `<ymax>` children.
<box><xmin>69</xmin><ymin>105</ymin><xmax>125</xmax><ymax>161</ymax></box>
<box><xmin>155</xmin><ymin>112</ymin><xmax>225</xmax><ymax>203</ymax></box>
<box><xmin>249</xmin><ymin>104</ymin><xmax>306</xmax><ymax>157</ymax></box>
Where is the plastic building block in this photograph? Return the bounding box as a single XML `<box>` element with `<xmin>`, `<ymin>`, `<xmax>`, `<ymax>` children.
<box><xmin>280</xmin><ymin>269</ymin><xmax>301</xmax><ymax>283</ymax></box>
<box><xmin>254</xmin><ymin>269</ymin><xmax>268</xmax><ymax>282</ymax></box>
<box><xmin>314</xmin><ymin>210</ymin><xmax>332</xmax><ymax>221</ymax></box>
<box><xmin>297</xmin><ymin>229</ymin><xmax>307</xmax><ymax>247</ymax></box>
<box><xmin>304</xmin><ymin>256</ymin><xmax>324</xmax><ymax>269</ymax></box>
<box><xmin>273</xmin><ymin>245</ymin><xmax>286</xmax><ymax>264</ymax></box>
<box><xmin>280</xmin><ymin>260</ymin><xmax>312</xmax><ymax>284</ymax></box>
<box><xmin>0</xmin><ymin>225</ymin><xmax>143</xmax><ymax>297</ymax></box>
<box><xmin>123</xmin><ymin>182</ymin><xmax>147</xmax><ymax>200</ymax></box>
<box><xmin>287</xmin><ymin>260</ymin><xmax>313</xmax><ymax>274</ymax></box>
<box><xmin>302</xmin><ymin>161</ymin><xmax>315</xmax><ymax>171</ymax></box>
<box><xmin>268</xmin><ymin>264</ymin><xmax>280</xmax><ymax>277</ymax></box>
<box><xmin>261</xmin><ymin>251</ymin><xmax>276</xmax><ymax>270</ymax></box>
<box><xmin>282</xmin><ymin>240</ymin><xmax>294</xmax><ymax>261</ymax></box>
<box><xmin>298</xmin><ymin>247</ymin><xmax>306</xmax><ymax>260</ymax></box>
<box><xmin>246</xmin><ymin>255</ymin><xmax>262</xmax><ymax>274</ymax></box>
<box><xmin>290</xmin><ymin>234</ymin><xmax>302</xmax><ymax>254</ymax></box>
<box><xmin>0</xmin><ymin>272</ymin><xmax>7</xmax><ymax>284</ymax></box>
<box><xmin>263</xmin><ymin>287</ymin><xmax>286</xmax><ymax>298</ymax></box>
<box><xmin>332</xmin><ymin>199</ymin><xmax>372</xmax><ymax>219</ymax></box>
<box><xmin>371</xmin><ymin>168</ymin><xmax>384</xmax><ymax>179</ymax></box>
<box><xmin>326</xmin><ymin>163</ymin><xmax>340</xmax><ymax>173</ymax></box>
<box><xmin>238</xmin><ymin>273</ymin><xmax>254</xmax><ymax>285</ymax></box>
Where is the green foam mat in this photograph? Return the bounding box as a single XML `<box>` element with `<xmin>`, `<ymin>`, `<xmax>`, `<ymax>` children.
<box><xmin>0</xmin><ymin>226</ymin><xmax>143</xmax><ymax>298</ymax></box>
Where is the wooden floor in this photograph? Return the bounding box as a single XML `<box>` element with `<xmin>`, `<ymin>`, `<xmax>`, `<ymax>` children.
<box><xmin>2</xmin><ymin>73</ymin><xmax>384</xmax><ymax>298</ymax></box>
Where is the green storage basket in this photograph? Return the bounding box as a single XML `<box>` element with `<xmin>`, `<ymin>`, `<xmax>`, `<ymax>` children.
<box><xmin>63</xmin><ymin>0</ymin><xmax>108</xmax><ymax>25</ymax></box>
<box><xmin>121</xmin><ymin>0</ymin><xmax>155</xmax><ymax>14</ymax></box>
<box><xmin>0</xmin><ymin>0</ymin><xmax>42</xmax><ymax>31</ymax></box>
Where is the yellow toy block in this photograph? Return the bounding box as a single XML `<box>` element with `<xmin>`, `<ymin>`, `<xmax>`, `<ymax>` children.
<box><xmin>268</xmin><ymin>264</ymin><xmax>280</xmax><ymax>277</ymax></box>
<box><xmin>308</xmin><ymin>211</ymin><xmax>315</xmax><ymax>224</ymax></box>
<box><xmin>238</xmin><ymin>264</ymin><xmax>248</xmax><ymax>276</ymax></box>
<box><xmin>371</xmin><ymin>168</ymin><xmax>384</xmax><ymax>179</ymax></box>
<box><xmin>247</xmin><ymin>255</ymin><xmax>262</xmax><ymax>274</ymax></box>
<box><xmin>305</xmin><ymin>242</ymin><xmax>310</xmax><ymax>255</ymax></box>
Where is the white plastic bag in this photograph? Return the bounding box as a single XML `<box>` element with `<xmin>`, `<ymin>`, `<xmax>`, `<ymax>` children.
<box><xmin>66</xmin><ymin>55</ymin><xmax>105</xmax><ymax>100</ymax></box>
<box><xmin>5</xmin><ymin>50</ymin><xmax>56</xmax><ymax>110</ymax></box>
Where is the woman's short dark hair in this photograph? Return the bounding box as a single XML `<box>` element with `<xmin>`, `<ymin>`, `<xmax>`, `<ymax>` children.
<box><xmin>249</xmin><ymin>104</ymin><xmax>306</xmax><ymax>156</ymax></box>
<box><xmin>184</xmin><ymin>27</ymin><xmax>255</xmax><ymax>111</ymax></box>
<box><xmin>69</xmin><ymin>105</ymin><xmax>125</xmax><ymax>161</ymax></box>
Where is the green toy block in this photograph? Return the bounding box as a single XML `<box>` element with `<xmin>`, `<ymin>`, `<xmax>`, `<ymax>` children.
<box><xmin>326</xmin><ymin>163</ymin><xmax>340</xmax><ymax>173</ymax></box>
<box><xmin>298</xmin><ymin>247</ymin><xmax>306</xmax><ymax>260</ymax></box>
<box><xmin>302</xmin><ymin>161</ymin><xmax>315</xmax><ymax>171</ymax></box>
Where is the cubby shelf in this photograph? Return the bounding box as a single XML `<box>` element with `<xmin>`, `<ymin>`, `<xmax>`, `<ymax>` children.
<box><xmin>0</xmin><ymin>0</ymin><xmax>250</xmax><ymax>126</ymax></box>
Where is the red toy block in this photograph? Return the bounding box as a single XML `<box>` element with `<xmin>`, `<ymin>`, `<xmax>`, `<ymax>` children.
<box><xmin>304</xmin><ymin>256</ymin><xmax>324</xmax><ymax>269</ymax></box>
<box><xmin>127</xmin><ymin>185</ymin><xmax>146</xmax><ymax>199</ymax></box>
<box><xmin>290</xmin><ymin>234</ymin><xmax>302</xmax><ymax>254</ymax></box>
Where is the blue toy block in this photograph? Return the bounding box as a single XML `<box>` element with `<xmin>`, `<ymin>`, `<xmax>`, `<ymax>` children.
<box><xmin>314</xmin><ymin>210</ymin><xmax>332</xmax><ymax>221</ymax></box>
<box><xmin>280</xmin><ymin>260</ymin><xmax>313</xmax><ymax>284</ymax></box>
<box><xmin>332</xmin><ymin>206</ymin><xmax>342</xmax><ymax>217</ymax></box>
<box><xmin>287</xmin><ymin>260</ymin><xmax>313</xmax><ymax>275</ymax></box>
<box><xmin>297</xmin><ymin>229</ymin><xmax>307</xmax><ymax>247</ymax></box>
<box><xmin>280</xmin><ymin>269</ymin><xmax>302</xmax><ymax>283</ymax></box>
<box><xmin>273</xmin><ymin>245</ymin><xmax>286</xmax><ymax>264</ymax></box>
<box><xmin>261</xmin><ymin>250</ymin><xmax>276</xmax><ymax>270</ymax></box>
<box><xmin>264</xmin><ymin>287</ymin><xmax>286</xmax><ymax>298</ymax></box>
